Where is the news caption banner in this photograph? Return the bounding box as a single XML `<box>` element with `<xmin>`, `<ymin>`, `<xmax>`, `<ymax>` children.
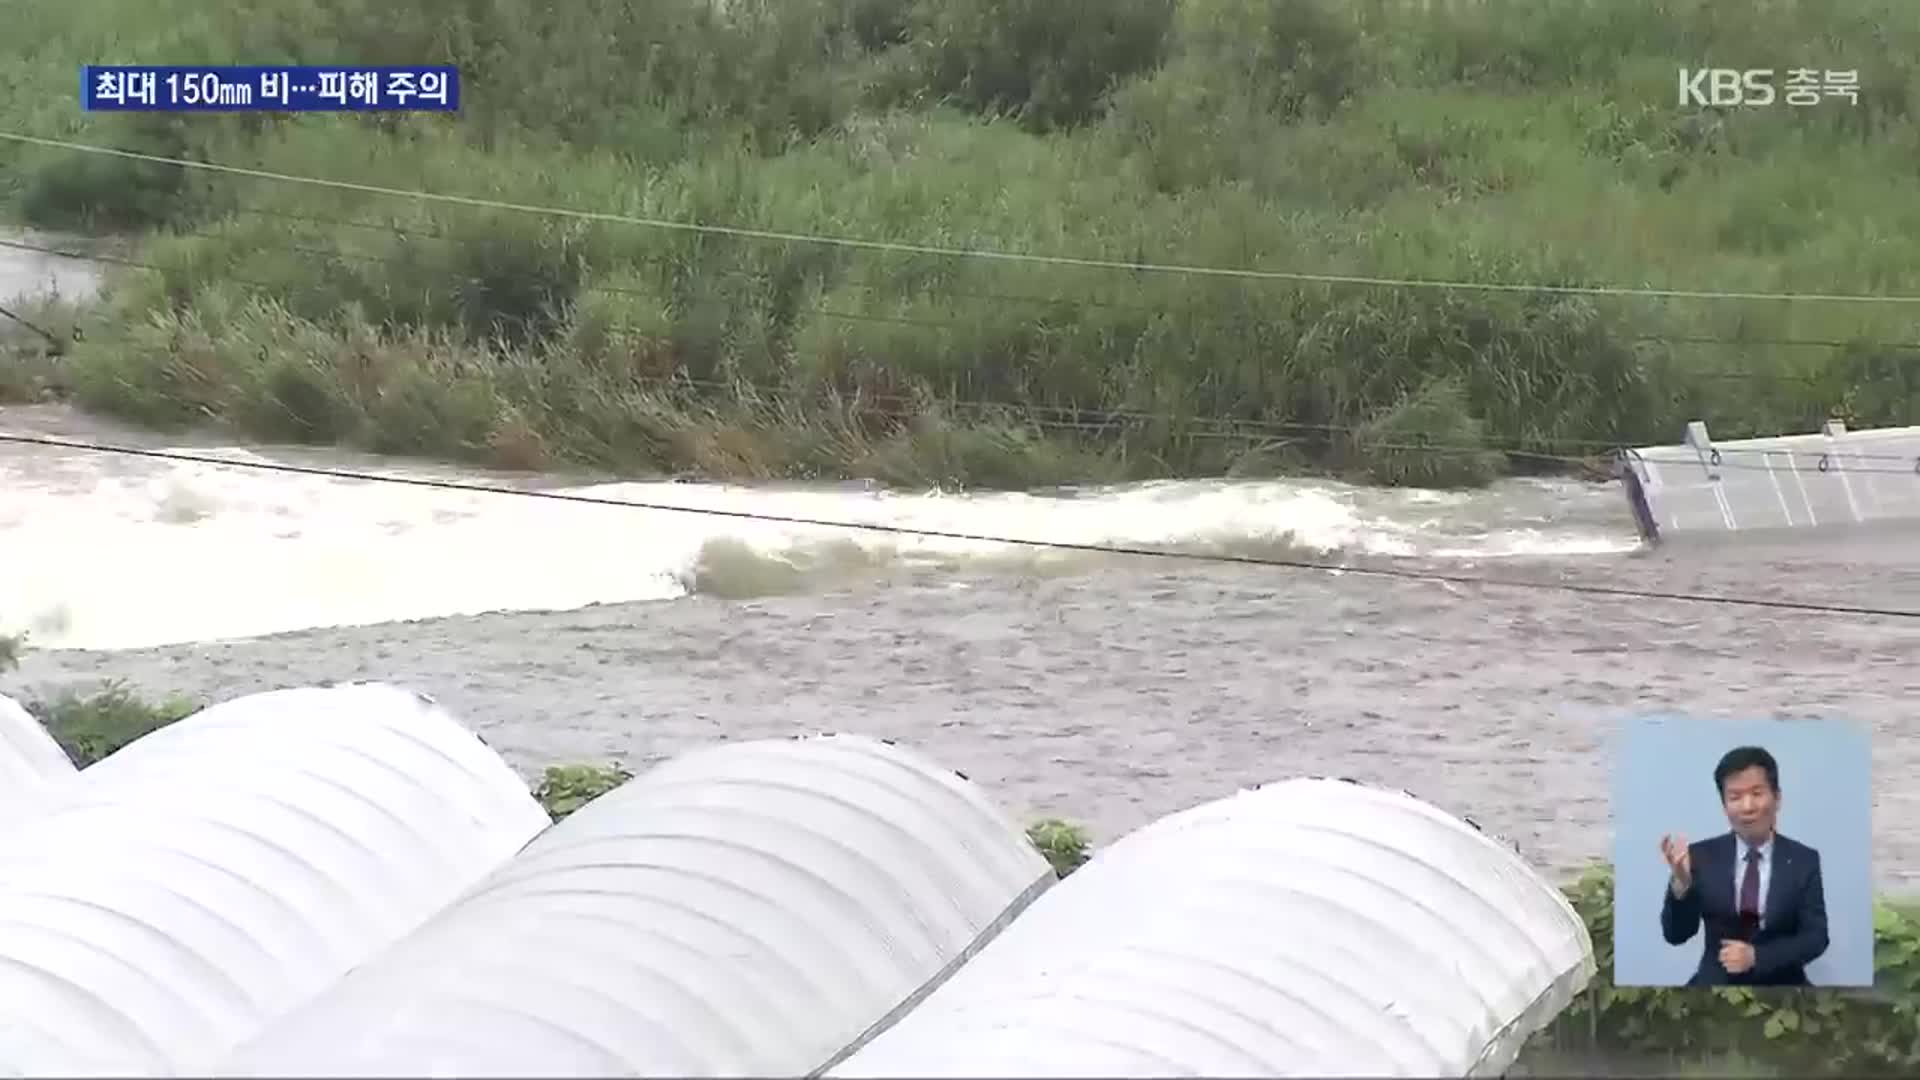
<box><xmin>82</xmin><ymin>66</ymin><xmax>459</xmax><ymax>111</ymax></box>
<box><xmin>1677</xmin><ymin>67</ymin><xmax>1860</xmax><ymax>108</ymax></box>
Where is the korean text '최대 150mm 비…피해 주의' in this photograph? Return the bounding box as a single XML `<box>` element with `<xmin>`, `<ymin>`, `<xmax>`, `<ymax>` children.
<box><xmin>80</xmin><ymin>66</ymin><xmax>459</xmax><ymax>111</ymax></box>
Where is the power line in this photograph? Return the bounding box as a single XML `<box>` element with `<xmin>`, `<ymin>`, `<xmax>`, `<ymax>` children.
<box><xmin>246</xmin><ymin>236</ymin><xmax>1850</xmax><ymax>391</ymax></box>
<box><xmin>0</xmin><ymin>232</ymin><xmax>1812</xmax><ymax>398</ymax></box>
<box><xmin>223</xmin><ymin>205</ymin><xmax>1920</xmax><ymax>356</ymax></box>
<box><xmin>2</xmin><ymin>430</ymin><xmax>1916</xmax><ymax>621</ymax></box>
<box><xmin>0</xmin><ymin>237</ymin><xmax>1657</xmax><ymax>458</ymax></box>
<box><xmin>0</xmin><ymin>234</ymin><xmax>1858</xmax><ymax>424</ymax></box>
<box><xmin>12</xmin><ymin>223</ymin><xmax>1912</xmax><ymax>409</ymax></box>
<box><xmin>8</xmin><ymin>129</ymin><xmax>1920</xmax><ymax>305</ymax></box>
<box><xmin>6</xmin><ymin>241</ymin><xmax>1919</xmax><ymax>470</ymax></box>
<box><xmin>0</xmin><ymin>232</ymin><xmax>1519</xmax><ymax>448</ymax></box>
<box><xmin>8</xmin><ymin>234</ymin><xmax>1920</xmax><ymax>472</ymax></box>
<box><xmin>0</xmin><ymin>303</ymin><xmax>62</xmax><ymax>351</ymax></box>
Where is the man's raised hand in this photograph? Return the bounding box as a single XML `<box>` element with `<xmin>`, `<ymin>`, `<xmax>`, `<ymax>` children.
<box><xmin>1661</xmin><ymin>833</ymin><xmax>1693</xmax><ymax>895</ymax></box>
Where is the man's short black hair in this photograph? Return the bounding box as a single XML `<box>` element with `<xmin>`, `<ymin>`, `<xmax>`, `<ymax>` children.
<box><xmin>1715</xmin><ymin>746</ymin><xmax>1780</xmax><ymax>795</ymax></box>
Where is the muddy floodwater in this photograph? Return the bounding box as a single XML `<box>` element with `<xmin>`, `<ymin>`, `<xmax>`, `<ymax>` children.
<box><xmin>4</xmin><ymin>402</ymin><xmax>1916</xmax><ymax>893</ymax></box>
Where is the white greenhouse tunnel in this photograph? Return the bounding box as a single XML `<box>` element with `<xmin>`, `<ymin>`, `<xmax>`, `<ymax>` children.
<box><xmin>0</xmin><ymin>692</ymin><xmax>72</xmax><ymax>828</ymax></box>
<box><xmin>0</xmin><ymin>683</ymin><xmax>552</xmax><ymax>1077</ymax></box>
<box><xmin>216</xmin><ymin>732</ymin><xmax>1053</xmax><ymax>1078</ymax></box>
<box><xmin>828</xmin><ymin>777</ymin><xmax>1596</xmax><ymax>1079</ymax></box>
<box><xmin>0</xmin><ymin>680</ymin><xmax>1594</xmax><ymax>1078</ymax></box>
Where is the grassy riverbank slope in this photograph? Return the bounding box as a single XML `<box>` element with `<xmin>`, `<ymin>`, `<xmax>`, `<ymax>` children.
<box><xmin>4</xmin><ymin>0</ymin><xmax>1918</xmax><ymax>487</ymax></box>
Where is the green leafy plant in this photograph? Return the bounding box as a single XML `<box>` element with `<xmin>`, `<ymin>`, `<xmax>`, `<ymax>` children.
<box><xmin>28</xmin><ymin>681</ymin><xmax>201</xmax><ymax>767</ymax></box>
<box><xmin>531</xmin><ymin>762</ymin><xmax>635</xmax><ymax>821</ymax></box>
<box><xmin>1026</xmin><ymin>817</ymin><xmax>1092</xmax><ymax>877</ymax></box>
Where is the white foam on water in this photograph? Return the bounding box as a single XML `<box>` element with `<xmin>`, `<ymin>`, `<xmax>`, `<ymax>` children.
<box><xmin>1428</xmin><ymin>530</ymin><xmax>1639</xmax><ymax>559</ymax></box>
<box><xmin>0</xmin><ymin>435</ymin><xmax>1637</xmax><ymax>652</ymax></box>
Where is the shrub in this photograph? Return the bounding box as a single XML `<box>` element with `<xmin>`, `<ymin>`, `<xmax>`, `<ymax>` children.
<box><xmin>27</xmin><ymin>681</ymin><xmax>201</xmax><ymax>768</ymax></box>
<box><xmin>531</xmin><ymin>762</ymin><xmax>636</xmax><ymax>821</ymax></box>
<box><xmin>896</xmin><ymin>0</ymin><xmax>1178</xmax><ymax>131</ymax></box>
<box><xmin>1027</xmin><ymin>817</ymin><xmax>1093</xmax><ymax>877</ymax></box>
<box><xmin>14</xmin><ymin>112</ymin><xmax>231</xmax><ymax>232</ymax></box>
<box><xmin>1343</xmin><ymin>375</ymin><xmax>1505</xmax><ymax>488</ymax></box>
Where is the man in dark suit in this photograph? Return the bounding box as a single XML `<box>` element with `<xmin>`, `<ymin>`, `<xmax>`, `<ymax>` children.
<box><xmin>1659</xmin><ymin>745</ymin><xmax>1829</xmax><ymax>986</ymax></box>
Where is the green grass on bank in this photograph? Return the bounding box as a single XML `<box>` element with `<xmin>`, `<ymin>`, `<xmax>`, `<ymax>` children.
<box><xmin>4</xmin><ymin>0</ymin><xmax>1920</xmax><ymax>488</ymax></box>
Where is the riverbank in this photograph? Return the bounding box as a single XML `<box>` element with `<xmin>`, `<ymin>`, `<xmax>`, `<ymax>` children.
<box><xmin>5</xmin><ymin>0</ymin><xmax>1919</xmax><ymax>490</ymax></box>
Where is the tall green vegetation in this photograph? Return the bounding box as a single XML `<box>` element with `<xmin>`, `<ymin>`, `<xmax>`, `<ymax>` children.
<box><xmin>3</xmin><ymin>0</ymin><xmax>1918</xmax><ymax>487</ymax></box>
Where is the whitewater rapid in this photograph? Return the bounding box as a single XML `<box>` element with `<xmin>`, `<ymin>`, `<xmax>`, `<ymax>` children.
<box><xmin>0</xmin><ymin>404</ymin><xmax>1637</xmax><ymax>652</ymax></box>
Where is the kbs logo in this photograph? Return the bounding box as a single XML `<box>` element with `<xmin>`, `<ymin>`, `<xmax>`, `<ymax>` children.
<box><xmin>1678</xmin><ymin>68</ymin><xmax>1774</xmax><ymax>106</ymax></box>
<box><xmin>1678</xmin><ymin>68</ymin><xmax>1861</xmax><ymax>107</ymax></box>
